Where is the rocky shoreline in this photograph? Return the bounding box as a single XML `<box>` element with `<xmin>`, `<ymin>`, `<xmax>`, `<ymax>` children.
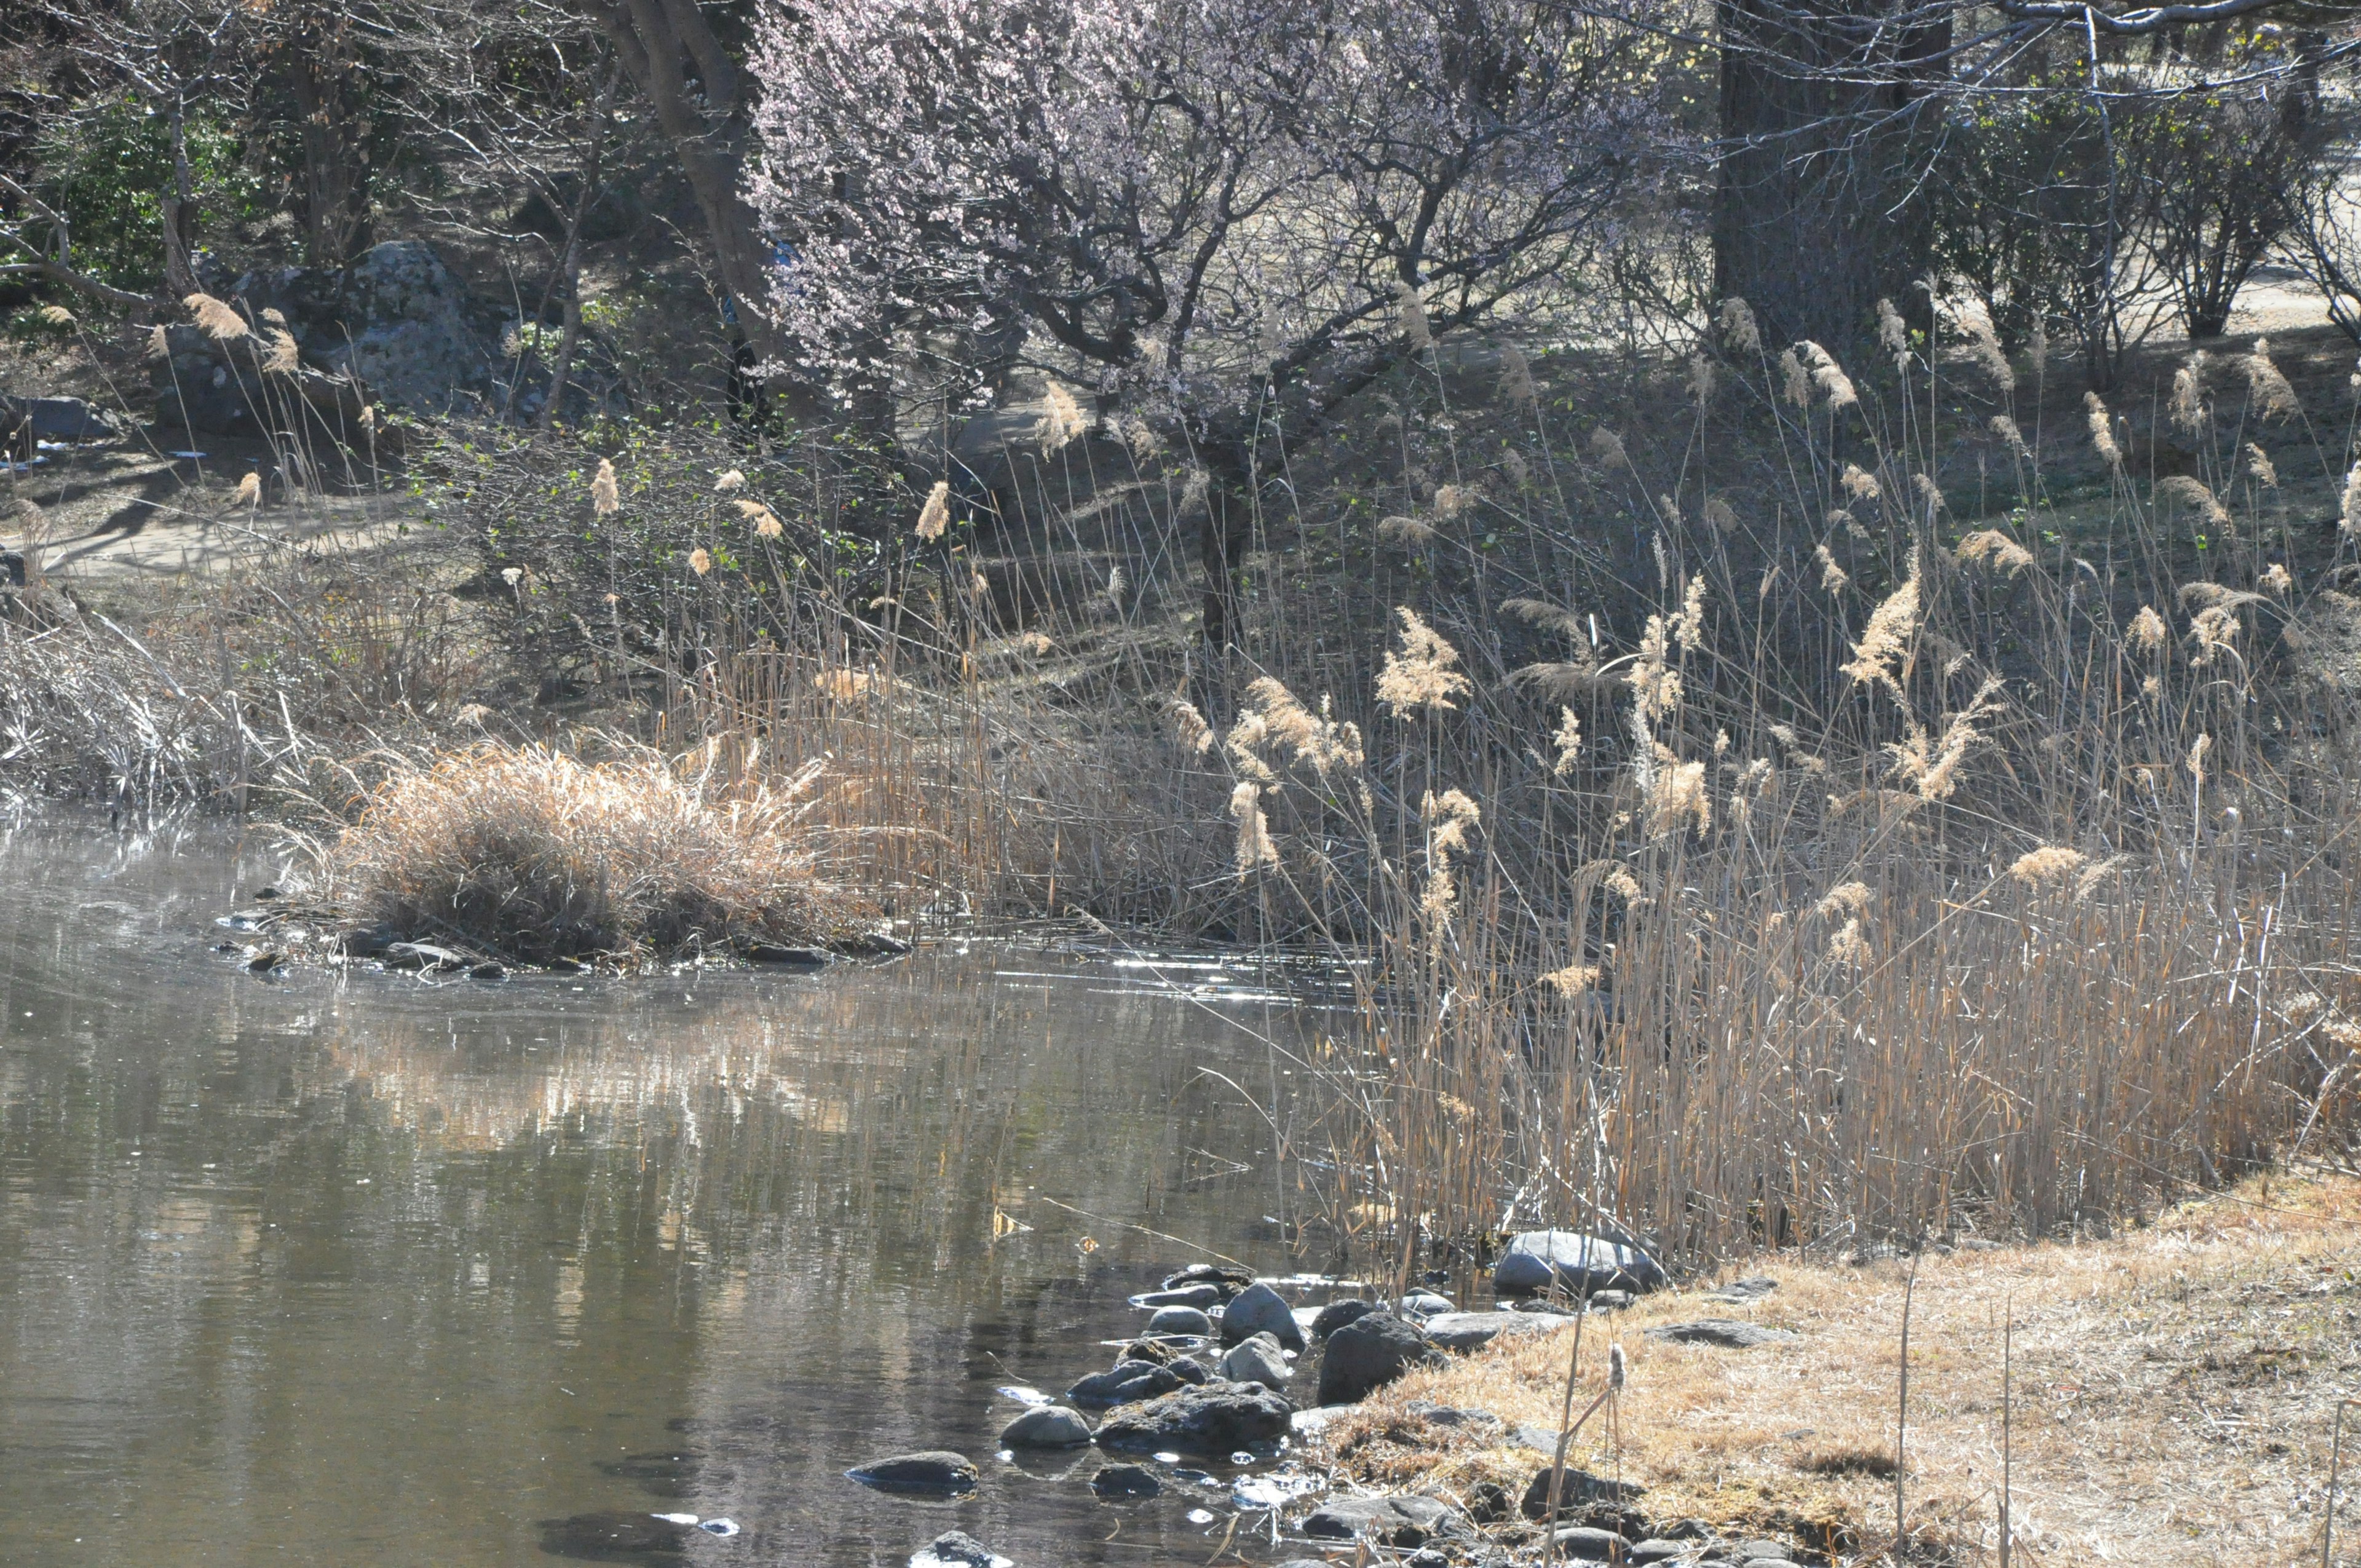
<box><xmin>812</xmin><ymin>1243</ymin><xmax>1828</xmax><ymax>1568</ymax></box>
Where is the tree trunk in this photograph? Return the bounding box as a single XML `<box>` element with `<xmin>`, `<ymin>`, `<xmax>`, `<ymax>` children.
<box><xmin>591</xmin><ymin>0</ymin><xmax>829</xmax><ymax>426</ymax></box>
<box><xmin>1713</xmin><ymin>0</ymin><xmax>1949</xmax><ymax>351</ymax></box>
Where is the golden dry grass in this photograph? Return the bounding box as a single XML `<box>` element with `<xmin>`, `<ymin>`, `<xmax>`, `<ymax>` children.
<box><xmin>295</xmin><ymin>737</ymin><xmax>874</xmax><ymax>961</ymax></box>
<box><xmin>1317</xmin><ymin>1173</ymin><xmax>2361</xmax><ymax>1564</ymax></box>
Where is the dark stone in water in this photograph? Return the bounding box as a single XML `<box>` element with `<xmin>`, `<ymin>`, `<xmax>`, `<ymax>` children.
<box><xmin>742</xmin><ymin>942</ymin><xmax>829</xmax><ymax>965</ymax></box>
<box><xmin>1163</xmin><ymin>1262</ymin><xmax>1253</xmax><ymax>1293</ymax></box>
<box><xmin>548</xmin><ymin>957</ymin><xmax>586</xmax><ymax>974</ymax></box>
<box><xmin>535</xmin><ymin>1510</ymin><xmax>697</xmax><ymax>1560</ymax></box>
<box><xmin>1316</xmin><ymin>1312</ymin><xmax>1441</xmax><ymax>1405</ymax></box>
<box><xmin>1093</xmin><ymin>1379</ymin><xmax>1292</xmax><ymax>1454</ymax></box>
<box><xmin>847</xmin><ymin>1450</ymin><xmax>979</xmax><ymax>1494</ymax></box>
<box><xmin>920</xmin><ymin>1531</ymin><xmax>999</xmax><ymax>1567</ymax></box>
<box><xmin>1090</xmin><ymin>1462</ymin><xmax>1162</xmax><ymax>1500</ymax></box>
<box><xmin>1144</xmin><ymin>1304</ymin><xmax>1212</xmax><ymax>1337</ymax></box>
<box><xmin>1136</xmin><ymin>1283</ymin><xmax>1224</xmax><ymax>1309</ymax></box>
<box><xmin>1310</xmin><ymin>1298</ymin><xmax>1375</xmax><ymax>1340</ymax></box>
<box><xmin>469</xmin><ymin>961</ymin><xmax>507</xmax><ymax>980</ymax></box>
<box><xmin>1219</xmin><ymin>1281</ymin><xmax>1303</xmax><ymax>1350</ymax></box>
<box><xmin>1067</xmin><ymin>1360</ymin><xmax>1184</xmax><ymax>1409</ymax></box>
<box><xmin>246</xmin><ymin>950</ymin><xmax>282</xmax><ymax>973</ymax></box>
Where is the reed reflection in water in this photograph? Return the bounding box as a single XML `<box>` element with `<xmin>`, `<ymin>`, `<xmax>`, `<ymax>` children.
<box><xmin>0</xmin><ymin>822</ymin><xmax>1324</xmax><ymax>1567</ymax></box>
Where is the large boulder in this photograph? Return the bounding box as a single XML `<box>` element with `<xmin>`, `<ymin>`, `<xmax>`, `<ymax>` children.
<box><xmin>1</xmin><ymin>395</ymin><xmax>118</xmax><ymax>445</ymax></box>
<box><xmin>1316</xmin><ymin>1312</ymin><xmax>1441</xmax><ymax>1405</ymax></box>
<box><xmin>1219</xmin><ymin>1281</ymin><xmax>1303</xmax><ymax>1350</ymax></box>
<box><xmin>227</xmin><ymin>241</ymin><xmax>507</xmax><ymax>415</ymax></box>
<box><xmin>1093</xmin><ymin>1379</ymin><xmax>1293</xmax><ymax>1455</ymax></box>
<box><xmin>1492</xmin><ymin>1230</ymin><xmax>1666</xmax><ymax>1297</ymax></box>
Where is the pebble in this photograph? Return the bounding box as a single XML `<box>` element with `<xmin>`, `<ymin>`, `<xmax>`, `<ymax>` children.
<box><xmin>1396</xmin><ymin>1290</ymin><xmax>1456</xmax><ymax>1318</ymax></box>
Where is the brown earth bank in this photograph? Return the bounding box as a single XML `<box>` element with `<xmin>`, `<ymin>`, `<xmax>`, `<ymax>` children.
<box><xmin>1297</xmin><ymin>1171</ymin><xmax>2361</xmax><ymax>1567</ymax></box>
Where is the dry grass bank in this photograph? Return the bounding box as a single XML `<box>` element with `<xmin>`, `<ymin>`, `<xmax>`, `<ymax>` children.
<box><xmin>1316</xmin><ymin>1171</ymin><xmax>2361</xmax><ymax>1565</ymax></box>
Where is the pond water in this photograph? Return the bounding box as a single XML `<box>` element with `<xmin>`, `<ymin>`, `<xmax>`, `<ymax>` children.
<box><xmin>0</xmin><ymin>821</ymin><xmax>1351</xmax><ymax>1567</ymax></box>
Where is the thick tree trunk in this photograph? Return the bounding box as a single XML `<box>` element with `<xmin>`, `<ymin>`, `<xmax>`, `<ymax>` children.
<box><xmin>1713</xmin><ymin>0</ymin><xmax>1949</xmax><ymax>352</ymax></box>
<box><xmin>593</xmin><ymin>0</ymin><xmax>829</xmax><ymax>427</ymax></box>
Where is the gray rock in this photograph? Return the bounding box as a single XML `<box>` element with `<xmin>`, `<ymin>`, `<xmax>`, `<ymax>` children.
<box><xmin>1310</xmin><ymin>1299</ymin><xmax>1375</xmax><ymax>1339</ymax></box>
<box><xmin>1730</xmin><ymin>1542</ymin><xmax>1792</xmax><ymax>1562</ymax></box>
<box><xmin>846</xmin><ymin>1450</ymin><xmax>979</xmax><ymax>1494</ymax></box>
<box><xmin>1550</xmin><ymin>1526</ymin><xmax>1628</xmax><ymax>1561</ymax></box>
<box><xmin>1492</xmin><ymin>1230</ymin><xmax>1666</xmax><ymax>1296</ymax></box>
<box><xmin>1519</xmin><ymin>1465</ymin><xmax>1646</xmax><ymax>1516</ymax></box>
<box><xmin>1146</xmin><ymin>1304</ymin><xmax>1212</xmax><ymax>1337</ymax></box>
<box><xmin>1217</xmin><ymin>1332</ymin><xmax>1292</xmax><ymax>1389</ymax></box>
<box><xmin>1300</xmin><ymin>1494</ymin><xmax>1457</xmax><ymax>1545</ymax></box>
<box><xmin>918</xmin><ymin>1532</ymin><xmax>1000</xmax><ymax>1567</ymax></box>
<box><xmin>1219</xmin><ymin>1281</ymin><xmax>1303</xmax><ymax>1349</ymax></box>
<box><xmin>1090</xmin><ymin>1462</ymin><xmax>1161</xmax><ymax>1500</ymax></box>
<box><xmin>1402</xmin><ymin>1401</ymin><xmax>1503</xmax><ymax>1432</ymax></box>
<box><xmin>1137</xmin><ymin>1283</ymin><xmax>1224</xmax><ymax>1309</ymax></box>
<box><xmin>0</xmin><ymin>395</ymin><xmax>118</xmax><ymax>442</ymax></box>
<box><xmin>1703</xmin><ymin>1276</ymin><xmax>1779</xmax><ymax>1304</ymax></box>
<box><xmin>1067</xmin><ymin>1360</ymin><xmax>1184</xmax><ymax>1409</ymax></box>
<box><xmin>1316</xmin><ymin>1312</ymin><xmax>1441</xmax><ymax>1404</ymax></box>
<box><xmin>999</xmin><ymin>1404</ymin><xmax>1092</xmax><ymax>1448</ymax></box>
<box><xmin>1397</xmin><ymin>1291</ymin><xmax>1456</xmax><ymax>1318</ymax></box>
<box><xmin>1423</xmin><ymin>1310</ymin><xmax>1572</xmax><ymax>1352</ymax></box>
<box><xmin>1628</xmin><ymin>1541</ymin><xmax>1695</xmax><ymax>1564</ymax></box>
<box><xmin>1644</xmin><ymin>1318</ymin><xmax>1800</xmax><ymax>1349</ymax></box>
<box><xmin>1093</xmin><ymin>1379</ymin><xmax>1293</xmax><ymax>1455</ymax></box>
<box><xmin>1588</xmin><ymin>1289</ymin><xmax>1637</xmax><ymax>1310</ymax></box>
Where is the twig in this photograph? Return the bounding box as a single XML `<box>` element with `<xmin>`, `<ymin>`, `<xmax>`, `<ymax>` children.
<box><xmin>1896</xmin><ymin>1238</ymin><xmax>1924</xmax><ymax>1568</ymax></box>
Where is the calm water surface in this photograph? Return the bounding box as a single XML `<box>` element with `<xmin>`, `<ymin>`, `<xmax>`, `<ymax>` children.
<box><xmin>0</xmin><ymin>820</ymin><xmax>1340</xmax><ymax>1567</ymax></box>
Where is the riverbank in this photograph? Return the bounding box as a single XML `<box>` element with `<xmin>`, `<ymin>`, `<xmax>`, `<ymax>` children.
<box><xmin>1311</xmin><ymin>1170</ymin><xmax>2361</xmax><ymax>1565</ymax></box>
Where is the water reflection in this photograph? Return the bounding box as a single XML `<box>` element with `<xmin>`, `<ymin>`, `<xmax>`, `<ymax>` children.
<box><xmin>0</xmin><ymin>819</ymin><xmax>1330</xmax><ymax>1567</ymax></box>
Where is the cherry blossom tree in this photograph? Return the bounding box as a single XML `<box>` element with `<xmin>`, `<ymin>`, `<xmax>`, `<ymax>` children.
<box><xmin>748</xmin><ymin>0</ymin><xmax>1672</xmax><ymax>644</ymax></box>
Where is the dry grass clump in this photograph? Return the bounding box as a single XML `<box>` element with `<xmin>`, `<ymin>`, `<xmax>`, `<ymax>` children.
<box><xmin>298</xmin><ymin>738</ymin><xmax>872</xmax><ymax>961</ymax></box>
<box><xmin>1317</xmin><ymin>1172</ymin><xmax>2361</xmax><ymax>1565</ymax></box>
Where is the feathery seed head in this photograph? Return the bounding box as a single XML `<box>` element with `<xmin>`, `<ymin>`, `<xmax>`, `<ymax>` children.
<box><xmin>916</xmin><ymin>479</ymin><xmax>951</xmax><ymax>541</ymax></box>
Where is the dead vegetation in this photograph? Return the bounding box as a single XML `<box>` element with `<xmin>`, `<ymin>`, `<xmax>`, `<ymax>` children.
<box><xmin>1313</xmin><ymin>1171</ymin><xmax>2361</xmax><ymax>1566</ymax></box>
<box><xmin>286</xmin><ymin>737</ymin><xmax>876</xmax><ymax>962</ymax></box>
